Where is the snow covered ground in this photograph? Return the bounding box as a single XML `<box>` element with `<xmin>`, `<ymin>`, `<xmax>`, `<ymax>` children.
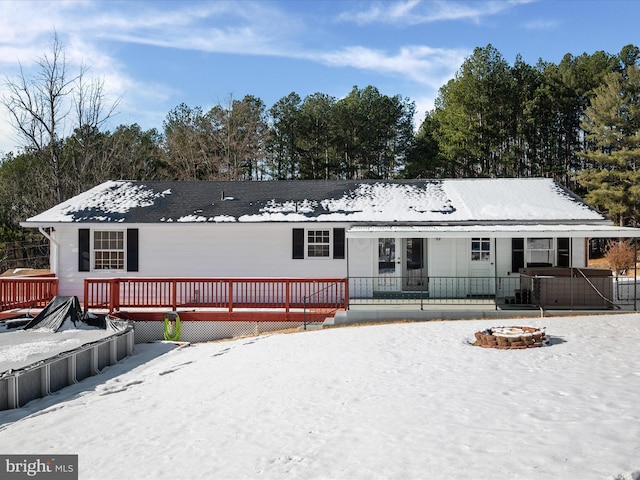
<box><xmin>0</xmin><ymin>324</ymin><xmax>113</xmax><ymax>372</ymax></box>
<box><xmin>1</xmin><ymin>314</ymin><xmax>640</xmax><ymax>480</ymax></box>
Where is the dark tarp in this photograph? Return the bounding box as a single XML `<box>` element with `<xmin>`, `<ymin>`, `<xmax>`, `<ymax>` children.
<box><xmin>83</xmin><ymin>313</ymin><xmax>129</xmax><ymax>332</ymax></box>
<box><xmin>0</xmin><ymin>312</ymin><xmax>34</xmax><ymax>330</ymax></box>
<box><xmin>23</xmin><ymin>296</ymin><xmax>84</xmax><ymax>331</ymax></box>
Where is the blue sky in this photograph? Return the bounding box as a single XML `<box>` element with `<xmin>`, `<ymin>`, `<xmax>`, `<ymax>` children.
<box><xmin>1</xmin><ymin>0</ymin><xmax>639</xmax><ymax>155</ymax></box>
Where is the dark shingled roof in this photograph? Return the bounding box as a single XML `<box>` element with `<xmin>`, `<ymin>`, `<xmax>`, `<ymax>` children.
<box><xmin>23</xmin><ymin>178</ymin><xmax>605</xmax><ymax>225</ymax></box>
<box><xmin>137</xmin><ymin>179</ymin><xmax>434</xmax><ymax>222</ymax></box>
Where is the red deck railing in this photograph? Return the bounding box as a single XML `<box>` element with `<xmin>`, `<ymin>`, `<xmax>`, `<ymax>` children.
<box><xmin>0</xmin><ymin>276</ymin><xmax>58</xmax><ymax>312</ymax></box>
<box><xmin>84</xmin><ymin>277</ymin><xmax>349</xmax><ymax>318</ymax></box>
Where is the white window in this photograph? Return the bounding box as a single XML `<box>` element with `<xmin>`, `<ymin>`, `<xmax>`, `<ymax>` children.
<box><xmin>307</xmin><ymin>230</ymin><xmax>330</xmax><ymax>258</ymax></box>
<box><xmin>527</xmin><ymin>238</ymin><xmax>554</xmax><ymax>266</ymax></box>
<box><xmin>471</xmin><ymin>238</ymin><xmax>491</xmax><ymax>261</ymax></box>
<box><xmin>94</xmin><ymin>231</ymin><xmax>125</xmax><ymax>270</ymax></box>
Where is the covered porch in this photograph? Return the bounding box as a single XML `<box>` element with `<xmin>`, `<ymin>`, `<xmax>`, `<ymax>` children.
<box><xmin>346</xmin><ymin>223</ymin><xmax>640</xmax><ymax>310</ymax></box>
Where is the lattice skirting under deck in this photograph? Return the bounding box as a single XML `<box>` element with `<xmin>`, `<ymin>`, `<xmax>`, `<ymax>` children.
<box><xmin>133</xmin><ymin>321</ymin><xmax>304</xmax><ymax>343</ymax></box>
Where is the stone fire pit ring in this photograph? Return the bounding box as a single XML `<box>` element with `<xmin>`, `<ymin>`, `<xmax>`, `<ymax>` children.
<box><xmin>474</xmin><ymin>326</ymin><xmax>548</xmax><ymax>349</ymax></box>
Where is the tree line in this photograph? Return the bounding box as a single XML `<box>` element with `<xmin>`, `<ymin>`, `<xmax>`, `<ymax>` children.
<box><xmin>2</xmin><ymin>39</ymin><xmax>640</xmax><ymax>269</ymax></box>
<box><xmin>412</xmin><ymin>44</ymin><xmax>640</xmax><ymax>226</ymax></box>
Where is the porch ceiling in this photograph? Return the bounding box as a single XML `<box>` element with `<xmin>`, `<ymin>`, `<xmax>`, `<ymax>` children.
<box><xmin>346</xmin><ymin>224</ymin><xmax>640</xmax><ymax>238</ymax></box>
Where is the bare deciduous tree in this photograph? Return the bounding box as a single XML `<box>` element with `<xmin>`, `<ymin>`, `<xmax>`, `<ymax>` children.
<box><xmin>604</xmin><ymin>240</ymin><xmax>637</xmax><ymax>276</ymax></box>
<box><xmin>67</xmin><ymin>70</ymin><xmax>120</xmax><ymax>193</ymax></box>
<box><xmin>163</xmin><ymin>103</ymin><xmax>219</xmax><ymax>180</ymax></box>
<box><xmin>2</xmin><ymin>33</ymin><xmax>118</xmax><ymax>201</ymax></box>
<box><xmin>2</xmin><ymin>34</ymin><xmax>73</xmax><ymax>203</ymax></box>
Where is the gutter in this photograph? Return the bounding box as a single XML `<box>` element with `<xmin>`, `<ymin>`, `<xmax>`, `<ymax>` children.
<box><xmin>38</xmin><ymin>226</ymin><xmax>58</xmax><ymax>246</ymax></box>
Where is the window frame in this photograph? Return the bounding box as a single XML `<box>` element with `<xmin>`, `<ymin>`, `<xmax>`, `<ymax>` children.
<box><xmin>513</xmin><ymin>237</ymin><xmax>571</xmax><ymax>272</ymax></box>
<box><xmin>471</xmin><ymin>237</ymin><xmax>491</xmax><ymax>262</ymax></box>
<box><xmin>306</xmin><ymin>229</ymin><xmax>331</xmax><ymax>259</ymax></box>
<box><xmin>92</xmin><ymin>230</ymin><xmax>126</xmax><ymax>271</ymax></box>
<box><xmin>526</xmin><ymin>237</ymin><xmax>554</xmax><ymax>267</ymax></box>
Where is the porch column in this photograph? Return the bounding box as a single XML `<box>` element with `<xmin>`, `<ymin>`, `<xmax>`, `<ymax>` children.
<box><xmin>569</xmin><ymin>236</ymin><xmax>573</xmax><ymax>310</ymax></box>
<box><xmin>493</xmin><ymin>237</ymin><xmax>498</xmax><ymax>310</ymax></box>
<box><xmin>635</xmin><ymin>239</ymin><xmax>638</xmax><ymax>311</ymax></box>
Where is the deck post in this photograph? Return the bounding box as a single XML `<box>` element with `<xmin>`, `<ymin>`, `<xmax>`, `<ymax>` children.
<box><xmin>343</xmin><ymin>278</ymin><xmax>349</xmax><ymax>310</ymax></box>
<box><xmin>110</xmin><ymin>279</ymin><xmax>120</xmax><ymax>313</ymax></box>
<box><xmin>303</xmin><ymin>295</ymin><xmax>307</xmax><ymax>330</ymax></box>
<box><xmin>83</xmin><ymin>281</ymin><xmax>89</xmax><ymax>313</ymax></box>
<box><xmin>171</xmin><ymin>280</ymin><xmax>177</xmax><ymax>311</ymax></box>
<box><xmin>635</xmin><ymin>239</ymin><xmax>638</xmax><ymax>311</ymax></box>
<box><xmin>285</xmin><ymin>279</ymin><xmax>291</xmax><ymax>314</ymax></box>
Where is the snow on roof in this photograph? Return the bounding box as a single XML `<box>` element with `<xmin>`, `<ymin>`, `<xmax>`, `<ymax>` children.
<box><xmin>27</xmin><ymin>181</ymin><xmax>172</xmax><ymax>223</ymax></box>
<box><xmin>441</xmin><ymin>178</ymin><xmax>587</xmax><ymax>220</ymax></box>
<box><xmin>348</xmin><ymin>223</ymin><xmax>640</xmax><ymax>238</ymax></box>
<box><xmin>238</xmin><ymin>182</ymin><xmax>455</xmax><ymax>222</ymax></box>
<box><xmin>23</xmin><ymin>178</ymin><xmax>605</xmax><ymax>225</ymax></box>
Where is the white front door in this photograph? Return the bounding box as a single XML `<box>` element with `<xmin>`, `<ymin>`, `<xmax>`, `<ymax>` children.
<box><xmin>469</xmin><ymin>237</ymin><xmax>495</xmax><ymax>295</ymax></box>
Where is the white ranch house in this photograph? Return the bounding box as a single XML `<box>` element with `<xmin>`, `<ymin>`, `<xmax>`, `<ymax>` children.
<box><xmin>20</xmin><ymin>178</ymin><xmax>640</xmax><ymax>310</ymax></box>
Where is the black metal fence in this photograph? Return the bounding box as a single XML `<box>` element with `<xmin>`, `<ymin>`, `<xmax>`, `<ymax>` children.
<box><xmin>302</xmin><ymin>280</ymin><xmax>348</xmax><ymax>329</ymax></box>
<box><xmin>347</xmin><ymin>275</ymin><xmax>637</xmax><ymax>310</ymax></box>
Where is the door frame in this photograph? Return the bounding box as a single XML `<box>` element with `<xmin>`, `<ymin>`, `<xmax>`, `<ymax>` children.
<box><xmin>375</xmin><ymin>237</ymin><xmax>429</xmax><ymax>292</ymax></box>
<box><xmin>375</xmin><ymin>237</ymin><xmax>401</xmax><ymax>291</ymax></box>
<box><xmin>402</xmin><ymin>238</ymin><xmax>427</xmax><ymax>291</ymax></box>
<box><xmin>469</xmin><ymin>237</ymin><xmax>495</xmax><ymax>295</ymax></box>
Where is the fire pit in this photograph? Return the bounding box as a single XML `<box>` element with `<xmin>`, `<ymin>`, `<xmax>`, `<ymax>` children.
<box><xmin>474</xmin><ymin>326</ymin><xmax>547</xmax><ymax>349</ymax></box>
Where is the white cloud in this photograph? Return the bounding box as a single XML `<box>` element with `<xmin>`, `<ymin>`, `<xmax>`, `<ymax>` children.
<box><xmin>524</xmin><ymin>18</ymin><xmax>560</xmax><ymax>30</ymax></box>
<box><xmin>84</xmin><ymin>1</ymin><xmax>303</xmax><ymax>57</ymax></box>
<box><xmin>336</xmin><ymin>0</ymin><xmax>422</xmax><ymax>25</ymax></box>
<box><xmin>317</xmin><ymin>45</ymin><xmax>468</xmax><ymax>90</ymax></box>
<box><xmin>0</xmin><ymin>116</ymin><xmax>20</xmax><ymax>155</ymax></box>
<box><xmin>338</xmin><ymin>0</ymin><xmax>533</xmax><ymax>26</ymax></box>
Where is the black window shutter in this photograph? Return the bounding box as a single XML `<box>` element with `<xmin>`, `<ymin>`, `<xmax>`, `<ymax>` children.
<box><xmin>127</xmin><ymin>228</ymin><xmax>139</xmax><ymax>272</ymax></box>
<box><xmin>292</xmin><ymin>228</ymin><xmax>304</xmax><ymax>259</ymax></box>
<box><xmin>512</xmin><ymin>238</ymin><xmax>524</xmax><ymax>273</ymax></box>
<box><xmin>333</xmin><ymin>228</ymin><xmax>345</xmax><ymax>259</ymax></box>
<box><xmin>79</xmin><ymin>229</ymin><xmax>90</xmax><ymax>272</ymax></box>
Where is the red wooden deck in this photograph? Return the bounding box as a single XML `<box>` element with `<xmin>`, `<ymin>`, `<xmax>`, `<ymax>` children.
<box><xmin>0</xmin><ymin>276</ymin><xmax>58</xmax><ymax>319</ymax></box>
<box><xmin>1</xmin><ymin>276</ymin><xmax>348</xmax><ymax>323</ymax></box>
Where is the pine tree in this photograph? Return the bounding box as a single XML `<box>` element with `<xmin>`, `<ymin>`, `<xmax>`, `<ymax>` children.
<box><xmin>578</xmin><ymin>65</ymin><xmax>640</xmax><ymax>225</ymax></box>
